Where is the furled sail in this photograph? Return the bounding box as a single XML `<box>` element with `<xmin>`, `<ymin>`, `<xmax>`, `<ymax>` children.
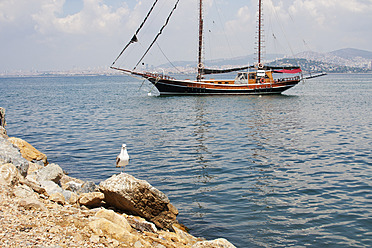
<box><xmin>273</xmin><ymin>68</ymin><xmax>302</xmax><ymax>74</ymax></box>
<box><xmin>201</xmin><ymin>66</ymin><xmax>251</xmax><ymax>75</ymax></box>
<box><xmin>201</xmin><ymin>65</ymin><xmax>302</xmax><ymax>75</ymax></box>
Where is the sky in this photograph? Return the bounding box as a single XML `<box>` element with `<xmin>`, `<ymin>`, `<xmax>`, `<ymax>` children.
<box><xmin>1</xmin><ymin>0</ymin><xmax>372</xmax><ymax>72</ymax></box>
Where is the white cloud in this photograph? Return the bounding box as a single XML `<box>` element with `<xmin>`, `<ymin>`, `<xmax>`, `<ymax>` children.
<box><xmin>32</xmin><ymin>0</ymin><xmax>130</xmax><ymax>35</ymax></box>
<box><xmin>0</xmin><ymin>0</ymin><xmax>41</xmax><ymax>29</ymax></box>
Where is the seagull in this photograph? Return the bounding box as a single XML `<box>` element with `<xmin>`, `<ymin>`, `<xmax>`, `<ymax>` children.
<box><xmin>116</xmin><ymin>144</ymin><xmax>129</xmax><ymax>172</ymax></box>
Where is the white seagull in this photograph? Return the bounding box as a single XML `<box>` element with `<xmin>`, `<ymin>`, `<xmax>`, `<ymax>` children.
<box><xmin>116</xmin><ymin>144</ymin><xmax>129</xmax><ymax>172</ymax></box>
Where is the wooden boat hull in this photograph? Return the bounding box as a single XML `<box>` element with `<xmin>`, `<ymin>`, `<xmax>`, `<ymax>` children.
<box><xmin>147</xmin><ymin>77</ymin><xmax>300</xmax><ymax>95</ymax></box>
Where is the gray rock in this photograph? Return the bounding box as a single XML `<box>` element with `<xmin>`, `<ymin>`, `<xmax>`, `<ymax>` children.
<box><xmin>61</xmin><ymin>189</ymin><xmax>73</xmax><ymax>202</ymax></box>
<box><xmin>39</xmin><ymin>180</ymin><xmax>74</xmax><ymax>202</ymax></box>
<box><xmin>40</xmin><ymin>180</ymin><xmax>63</xmax><ymax>195</ymax></box>
<box><xmin>99</xmin><ymin>173</ymin><xmax>178</xmax><ymax>230</ymax></box>
<box><xmin>36</xmin><ymin>163</ymin><xmax>63</xmax><ymax>183</ymax></box>
<box><xmin>0</xmin><ymin>136</ymin><xmax>29</xmax><ymax>177</ymax></box>
<box><xmin>65</xmin><ymin>180</ymin><xmax>97</xmax><ymax>194</ymax></box>
<box><xmin>31</xmin><ymin>159</ymin><xmax>45</xmax><ymax>167</ymax></box>
<box><xmin>80</xmin><ymin>181</ymin><xmax>98</xmax><ymax>193</ymax></box>
<box><xmin>64</xmin><ymin>181</ymin><xmax>82</xmax><ymax>193</ymax></box>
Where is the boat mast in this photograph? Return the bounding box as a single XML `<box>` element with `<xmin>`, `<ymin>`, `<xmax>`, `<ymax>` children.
<box><xmin>197</xmin><ymin>0</ymin><xmax>204</xmax><ymax>81</ymax></box>
<box><xmin>257</xmin><ymin>0</ymin><xmax>263</xmax><ymax>65</ymax></box>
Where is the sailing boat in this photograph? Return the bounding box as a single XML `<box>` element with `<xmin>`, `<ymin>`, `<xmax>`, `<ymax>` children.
<box><xmin>111</xmin><ymin>0</ymin><xmax>308</xmax><ymax>95</ymax></box>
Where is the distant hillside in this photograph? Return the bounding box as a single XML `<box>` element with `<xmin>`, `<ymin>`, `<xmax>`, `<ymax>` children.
<box><xmin>330</xmin><ymin>48</ymin><xmax>372</xmax><ymax>60</ymax></box>
<box><xmin>268</xmin><ymin>58</ymin><xmax>371</xmax><ymax>73</ymax></box>
<box><xmin>294</xmin><ymin>48</ymin><xmax>372</xmax><ymax>70</ymax></box>
<box><xmin>158</xmin><ymin>48</ymin><xmax>372</xmax><ymax>73</ymax></box>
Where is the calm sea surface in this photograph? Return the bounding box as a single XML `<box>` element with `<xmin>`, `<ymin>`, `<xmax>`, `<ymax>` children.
<box><xmin>1</xmin><ymin>74</ymin><xmax>371</xmax><ymax>247</ymax></box>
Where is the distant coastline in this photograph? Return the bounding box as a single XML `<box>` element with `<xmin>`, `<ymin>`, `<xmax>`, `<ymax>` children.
<box><xmin>2</xmin><ymin>48</ymin><xmax>372</xmax><ymax>77</ymax></box>
<box><xmin>1</xmin><ymin>70</ymin><xmax>371</xmax><ymax>79</ymax></box>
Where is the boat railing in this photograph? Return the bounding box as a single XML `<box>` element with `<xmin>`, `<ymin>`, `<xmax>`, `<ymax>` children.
<box><xmin>275</xmin><ymin>76</ymin><xmax>300</xmax><ymax>83</ymax></box>
<box><xmin>144</xmin><ymin>72</ymin><xmax>175</xmax><ymax>80</ymax></box>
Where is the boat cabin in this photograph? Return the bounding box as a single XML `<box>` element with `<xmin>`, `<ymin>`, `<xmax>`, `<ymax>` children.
<box><xmin>234</xmin><ymin>71</ymin><xmax>274</xmax><ymax>84</ymax></box>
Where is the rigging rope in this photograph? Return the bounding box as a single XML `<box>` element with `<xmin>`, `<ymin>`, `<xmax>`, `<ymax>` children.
<box><xmin>156</xmin><ymin>42</ymin><xmax>185</xmax><ymax>74</ymax></box>
<box><xmin>111</xmin><ymin>0</ymin><xmax>160</xmax><ymax>66</ymax></box>
<box><xmin>133</xmin><ymin>0</ymin><xmax>181</xmax><ymax>71</ymax></box>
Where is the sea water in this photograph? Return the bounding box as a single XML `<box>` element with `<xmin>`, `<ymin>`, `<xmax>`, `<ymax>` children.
<box><xmin>1</xmin><ymin>74</ymin><xmax>371</xmax><ymax>247</ymax></box>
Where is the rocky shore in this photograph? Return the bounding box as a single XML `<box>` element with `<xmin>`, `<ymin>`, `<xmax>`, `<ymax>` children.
<box><xmin>0</xmin><ymin>107</ymin><xmax>235</xmax><ymax>247</ymax></box>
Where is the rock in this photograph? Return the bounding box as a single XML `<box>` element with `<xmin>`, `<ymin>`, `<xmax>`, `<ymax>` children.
<box><xmin>64</xmin><ymin>181</ymin><xmax>82</xmax><ymax>193</ymax></box>
<box><xmin>0</xmin><ymin>107</ymin><xmax>6</xmax><ymax>138</ymax></box>
<box><xmin>39</xmin><ymin>180</ymin><xmax>63</xmax><ymax>196</ymax></box>
<box><xmin>61</xmin><ymin>189</ymin><xmax>73</xmax><ymax>203</ymax></box>
<box><xmin>80</xmin><ymin>181</ymin><xmax>98</xmax><ymax>193</ymax></box>
<box><xmin>99</xmin><ymin>173</ymin><xmax>178</xmax><ymax>230</ymax></box>
<box><xmin>48</xmin><ymin>226</ymin><xmax>60</xmax><ymax>234</ymax></box>
<box><xmin>78</xmin><ymin>192</ymin><xmax>104</xmax><ymax>208</ymax></box>
<box><xmin>89</xmin><ymin>234</ymin><xmax>100</xmax><ymax>243</ymax></box>
<box><xmin>36</xmin><ymin>163</ymin><xmax>63</xmax><ymax>183</ymax></box>
<box><xmin>38</xmin><ymin>180</ymin><xmax>74</xmax><ymax>203</ymax></box>
<box><xmin>0</xmin><ymin>127</ymin><xmax>6</xmax><ymax>138</ymax></box>
<box><xmin>192</xmin><ymin>238</ymin><xmax>236</xmax><ymax>248</ymax></box>
<box><xmin>19</xmin><ymin>177</ymin><xmax>47</xmax><ymax>195</ymax></box>
<box><xmin>0</xmin><ymin>136</ymin><xmax>29</xmax><ymax>177</ymax></box>
<box><xmin>27</xmin><ymin>162</ymin><xmax>44</xmax><ymax>175</ymax></box>
<box><xmin>0</xmin><ymin>163</ymin><xmax>22</xmax><ymax>187</ymax></box>
<box><xmin>95</xmin><ymin>209</ymin><xmax>132</xmax><ymax>231</ymax></box>
<box><xmin>173</xmin><ymin>225</ymin><xmax>201</xmax><ymax>246</ymax></box>
<box><xmin>68</xmin><ymin>192</ymin><xmax>79</xmax><ymax>205</ymax></box>
<box><xmin>88</xmin><ymin>218</ymin><xmax>137</xmax><ymax>243</ymax></box>
<box><xmin>49</xmin><ymin>192</ymin><xmax>65</xmax><ymax>205</ymax></box>
<box><xmin>13</xmin><ymin>185</ymin><xmax>38</xmax><ymax>199</ymax></box>
<box><xmin>18</xmin><ymin>197</ymin><xmax>47</xmax><ymax>211</ymax></box>
<box><xmin>157</xmin><ymin>231</ymin><xmax>183</xmax><ymax>245</ymax></box>
<box><xmin>8</xmin><ymin>137</ymin><xmax>48</xmax><ymax>166</ymax></box>
<box><xmin>60</xmin><ymin>174</ymin><xmax>84</xmax><ymax>186</ymax></box>
<box><xmin>128</xmin><ymin>215</ymin><xmax>158</xmax><ymax>233</ymax></box>
<box><xmin>0</xmin><ymin>107</ymin><xmax>5</xmax><ymax>127</ymax></box>
<box><xmin>61</xmin><ymin>178</ymin><xmax>98</xmax><ymax>195</ymax></box>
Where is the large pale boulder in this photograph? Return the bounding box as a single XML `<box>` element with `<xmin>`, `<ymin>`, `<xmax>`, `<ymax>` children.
<box><xmin>99</xmin><ymin>173</ymin><xmax>179</xmax><ymax>230</ymax></box>
<box><xmin>8</xmin><ymin>137</ymin><xmax>48</xmax><ymax>166</ymax></box>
